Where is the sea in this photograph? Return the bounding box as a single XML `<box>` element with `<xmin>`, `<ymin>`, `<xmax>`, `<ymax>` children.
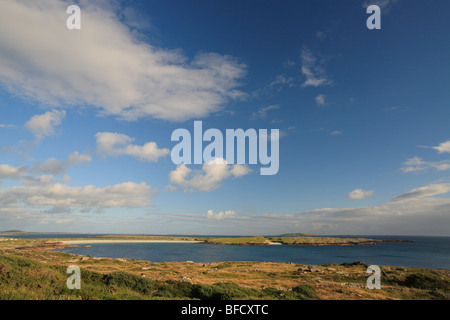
<box><xmin>9</xmin><ymin>234</ymin><xmax>450</xmax><ymax>269</ymax></box>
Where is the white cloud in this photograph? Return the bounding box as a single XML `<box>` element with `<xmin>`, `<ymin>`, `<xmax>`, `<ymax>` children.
<box><xmin>67</xmin><ymin>152</ymin><xmax>92</xmax><ymax>165</ymax></box>
<box><xmin>0</xmin><ymin>181</ymin><xmax>154</xmax><ymax>214</ymax></box>
<box><xmin>153</xmin><ymin>183</ymin><xmax>450</xmax><ymax>235</ymax></box>
<box><xmin>433</xmin><ymin>140</ymin><xmax>450</xmax><ymax>154</ymax></box>
<box><xmin>237</xmin><ymin>183</ymin><xmax>450</xmax><ymax>235</ymax></box>
<box><xmin>401</xmin><ymin>157</ymin><xmax>450</xmax><ymax>173</ymax></box>
<box><xmin>207</xmin><ymin>209</ymin><xmax>237</xmax><ymax>220</ymax></box>
<box><xmin>362</xmin><ymin>0</ymin><xmax>400</xmax><ymax>13</ymax></box>
<box><xmin>0</xmin><ymin>0</ymin><xmax>246</xmax><ymax>121</ymax></box>
<box><xmin>348</xmin><ymin>188</ymin><xmax>375</xmax><ymax>200</ymax></box>
<box><xmin>96</xmin><ymin>132</ymin><xmax>169</xmax><ymax>162</ymax></box>
<box><xmin>25</xmin><ymin>109</ymin><xmax>66</xmax><ymax>139</ymax></box>
<box><xmin>169</xmin><ymin>158</ymin><xmax>252</xmax><ymax>192</ymax></box>
<box><xmin>0</xmin><ymin>124</ymin><xmax>16</xmax><ymax>129</ymax></box>
<box><xmin>330</xmin><ymin>130</ymin><xmax>342</xmax><ymax>136</ymax></box>
<box><xmin>300</xmin><ymin>47</ymin><xmax>332</xmax><ymax>87</ymax></box>
<box><xmin>258</xmin><ymin>129</ymin><xmax>288</xmax><ymax>141</ymax></box>
<box><xmin>315</xmin><ymin>94</ymin><xmax>326</xmax><ymax>106</ymax></box>
<box><xmin>21</xmin><ymin>174</ymin><xmax>56</xmax><ymax>186</ymax></box>
<box><xmin>252</xmin><ymin>104</ymin><xmax>281</xmax><ymax>119</ymax></box>
<box><xmin>31</xmin><ymin>151</ymin><xmax>91</xmax><ymax>175</ymax></box>
<box><xmin>0</xmin><ymin>164</ymin><xmax>25</xmax><ymax>179</ymax></box>
<box><xmin>316</xmin><ymin>31</ymin><xmax>326</xmax><ymax>40</ymax></box>
<box><xmin>252</xmin><ymin>75</ymin><xmax>296</xmax><ymax>96</ymax></box>
<box><xmin>393</xmin><ymin>183</ymin><xmax>450</xmax><ymax>201</ymax></box>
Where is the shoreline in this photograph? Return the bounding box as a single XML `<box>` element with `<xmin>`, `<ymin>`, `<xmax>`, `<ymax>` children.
<box><xmin>58</xmin><ymin>239</ymin><xmax>283</xmax><ymax>245</ymax></box>
<box><xmin>55</xmin><ymin>239</ymin><xmax>411</xmax><ymax>246</ymax></box>
<box><xmin>58</xmin><ymin>240</ymin><xmax>203</xmax><ymax>244</ymax></box>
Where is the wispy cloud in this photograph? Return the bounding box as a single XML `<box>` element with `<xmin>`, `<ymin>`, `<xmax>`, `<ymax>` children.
<box><xmin>393</xmin><ymin>183</ymin><xmax>450</xmax><ymax>201</ymax></box>
<box><xmin>401</xmin><ymin>157</ymin><xmax>450</xmax><ymax>173</ymax></box>
<box><xmin>315</xmin><ymin>31</ymin><xmax>326</xmax><ymax>40</ymax></box>
<box><xmin>401</xmin><ymin>140</ymin><xmax>450</xmax><ymax>173</ymax></box>
<box><xmin>362</xmin><ymin>0</ymin><xmax>400</xmax><ymax>13</ymax></box>
<box><xmin>330</xmin><ymin>130</ymin><xmax>342</xmax><ymax>136</ymax></box>
<box><xmin>251</xmin><ymin>75</ymin><xmax>296</xmax><ymax>97</ymax></box>
<box><xmin>252</xmin><ymin>104</ymin><xmax>281</xmax><ymax>119</ymax></box>
<box><xmin>0</xmin><ymin>124</ymin><xmax>17</xmax><ymax>129</ymax></box>
<box><xmin>300</xmin><ymin>47</ymin><xmax>332</xmax><ymax>87</ymax></box>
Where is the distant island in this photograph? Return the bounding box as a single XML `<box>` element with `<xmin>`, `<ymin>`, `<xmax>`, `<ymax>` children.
<box><xmin>199</xmin><ymin>235</ymin><xmax>414</xmax><ymax>246</ymax></box>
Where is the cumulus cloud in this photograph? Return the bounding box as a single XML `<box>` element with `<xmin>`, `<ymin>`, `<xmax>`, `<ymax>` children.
<box><xmin>25</xmin><ymin>109</ymin><xmax>66</xmax><ymax>139</ymax></box>
<box><xmin>315</xmin><ymin>94</ymin><xmax>326</xmax><ymax>106</ymax></box>
<box><xmin>300</xmin><ymin>47</ymin><xmax>332</xmax><ymax>87</ymax></box>
<box><xmin>348</xmin><ymin>188</ymin><xmax>375</xmax><ymax>200</ymax></box>
<box><xmin>433</xmin><ymin>140</ymin><xmax>450</xmax><ymax>154</ymax></box>
<box><xmin>0</xmin><ymin>164</ymin><xmax>26</xmax><ymax>179</ymax></box>
<box><xmin>21</xmin><ymin>174</ymin><xmax>56</xmax><ymax>186</ymax></box>
<box><xmin>96</xmin><ymin>132</ymin><xmax>169</xmax><ymax>162</ymax></box>
<box><xmin>169</xmin><ymin>158</ymin><xmax>252</xmax><ymax>192</ymax></box>
<box><xmin>154</xmin><ymin>182</ymin><xmax>450</xmax><ymax>235</ymax></box>
<box><xmin>223</xmin><ymin>183</ymin><xmax>450</xmax><ymax>235</ymax></box>
<box><xmin>207</xmin><ymin>209</ymin><xmax>237</xmax><ymax>220</ymax></box>
<box><xmin>0</xmin><ymin>181</ymin><xmax>154</xmax><ymax>214</ymax></box>
<box><xmin>31</xmin><ymin>151</ymin><xmax>91</xmax><ymax>175</ymax></box>
<box><xmin>0</xmin><ymin>0</ymin><xmax>246</xmax><ymax>121</ymax></box>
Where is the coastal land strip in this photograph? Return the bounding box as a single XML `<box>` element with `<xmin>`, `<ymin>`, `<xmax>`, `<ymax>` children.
<box><xmin>0</xmin><ymin>232</ymin><xmax>447</xmax><ymax>300</ymax></box>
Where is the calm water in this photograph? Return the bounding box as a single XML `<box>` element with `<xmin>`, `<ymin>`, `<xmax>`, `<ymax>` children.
<box><xmin>54</xmin><ymin>235</ymin><xmax>450</xmax><ymax>270</ymax></box>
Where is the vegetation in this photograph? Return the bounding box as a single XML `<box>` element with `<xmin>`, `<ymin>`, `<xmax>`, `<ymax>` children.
<box><xmin>0</xmin><ymin>253</ymin><xmax>318</xmax><ymax>300</ymax></box>
<box><xmin>0</xmin><ymin>235</ymin><xmax>447</xmax><ymax>300</ymax></box>
<box><xmin>276</xmin><ymin>233</ymin><xmax>317</xmax><ymax>237</ymax></box>
<box><xmin>0</xmin><ymin>231</ymin><xmax>411</xmax><ymax>246</ymax></box>
<box><xmin>200</xmin><ymin>236</ymin><xmax>268</xmax><ymax>245</ymax></box>
<box><xmin>268</xmin><ymin>236</ymin><xmax>379</xmax><ymax>245</ymax></box>
<box><xmin>0</xmin><ymin>238</ymin><xmax>448</xmax><ymax>300</ymax></box>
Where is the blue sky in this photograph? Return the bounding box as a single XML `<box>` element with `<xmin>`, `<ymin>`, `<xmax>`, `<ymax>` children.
<box><xmin>0</xmin><ymin>0</ymin><xmax>449</xmax><ymax>235</ymax></box>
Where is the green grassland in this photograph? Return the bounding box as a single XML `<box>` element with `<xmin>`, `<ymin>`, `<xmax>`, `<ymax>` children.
<box><xmin>199</xmin><ymin>236</ymin><xmax>269</xmax><ymax>245</ymax></box>
<box><xmin>268</xmin><ymin>236</ymin><xmax>379</xmax><ymax>245</ymax></box>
